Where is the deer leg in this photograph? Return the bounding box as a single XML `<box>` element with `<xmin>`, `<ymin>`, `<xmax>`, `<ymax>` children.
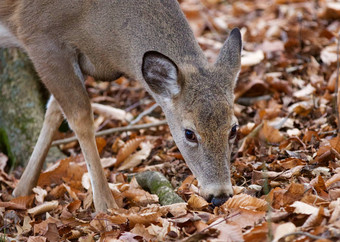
<box><xmin>22</xmin><ymin>40</ymin><xmax>117</xmax><ymax>211</ymax></box>
<box><xmin>13</xmin><ymin>96</ymin><xmax>63</xmax><ymax>197</ymax></box>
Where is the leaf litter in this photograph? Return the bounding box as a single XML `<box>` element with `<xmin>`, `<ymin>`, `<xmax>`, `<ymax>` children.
<box><xmin>1</xmin><ymin>0</ymin><xmax>340</xmax><ymax>241</ymax></box>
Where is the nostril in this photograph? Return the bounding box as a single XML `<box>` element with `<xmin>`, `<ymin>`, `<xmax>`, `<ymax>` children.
<box><xmin>207</xmin><ymin>194</ymin><xmax>214</xmax><ymax>203</ymax></box>
<box><xmin>211</xmin><ymin>195</ymin><xmax>231</xmax><ymax>207</ymax></box>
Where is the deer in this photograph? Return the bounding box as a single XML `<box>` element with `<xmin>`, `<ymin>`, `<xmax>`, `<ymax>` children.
<box><xmin>0</xmin><ymin>0</ymin><xmax>242</xmax><ymax>212</ymax></box>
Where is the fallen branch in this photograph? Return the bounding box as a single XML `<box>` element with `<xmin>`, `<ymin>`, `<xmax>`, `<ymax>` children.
<box><xmin>51</xmin><ymin>120</ymin><xmax>167</xmax><ymax>146</ymax></box>
<box><xmin>135</xmin><ymin>171</ymin><xmax>184</xmax><ymax>205</ymax></box>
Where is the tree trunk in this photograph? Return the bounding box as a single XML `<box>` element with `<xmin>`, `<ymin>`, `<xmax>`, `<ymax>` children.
<box><xmin>0</xmin><ymin>48</ymin><xmax>64</xmax><ymax>167</ymax></box>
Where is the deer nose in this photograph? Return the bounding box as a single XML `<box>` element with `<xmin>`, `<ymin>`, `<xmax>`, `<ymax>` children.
<box><xmin>208</xmin><ymin>194</ymin><xmax>232</xmax><ymax>207</ymax></box>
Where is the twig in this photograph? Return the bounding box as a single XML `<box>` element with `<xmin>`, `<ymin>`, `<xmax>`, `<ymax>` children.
<box><xmin>129</xmin><ymin>103</ymin><xmax>159</xmax><ymax>126</ymax></box>
<box><xmin>279</xmin><ymin>231</ymin><xmax>325</xmax><ymax>240</ymax></box>
<box><xmin>51</xmin><ymin>120</ymin><xmax>168</xmax><ymax>146</ymax></box>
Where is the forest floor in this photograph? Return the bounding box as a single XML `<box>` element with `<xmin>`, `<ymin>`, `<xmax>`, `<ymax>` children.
<box><xmin>1</xmin><ymin>0</ymin><xmax>340</xmax><ymax>241</ymax></box>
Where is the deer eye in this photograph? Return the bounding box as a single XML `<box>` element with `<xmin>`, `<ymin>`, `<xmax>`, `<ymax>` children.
<box><xmin>229</xmin><ymin>124</ymin><xmax>238</xmax><ymax>140</ymax></box>
<box><xmin>185</xmin><ymin>129</ymin><xmax>197</xmax><ymax>143</ymax></box>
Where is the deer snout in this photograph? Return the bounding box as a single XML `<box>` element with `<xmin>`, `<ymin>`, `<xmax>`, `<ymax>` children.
<box><xmin>208</xmin><ymin>194</ymin><xmax>232</xmax><ymax>207</ymax></box>
<box><xmin>200</xmin><ymin>183</ymin><xmax>234</xmax><ymax>207</ymax></box>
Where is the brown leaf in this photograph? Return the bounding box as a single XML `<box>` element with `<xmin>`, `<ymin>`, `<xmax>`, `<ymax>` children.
<box><xmin>188</xmin><ymin>194</ymin><xmax>209</xmax><ymax>210</ymax></box>
<box><xmin>27</xmin><ymin>236</ymin><xmax>46</xmax><ymax>242</ymax></box>
<box><xmin>95</xmin><ymin>137</ymin><xmax>107</xmax><ymax>154</ymax></box>
<box><xmin>282</xmin><ymin>183</ymin><xmax>305</xmax><ymax>206</ymax></box>
<box><xmin>243</xmin><ymin>222</ymin><xmax>275</xmax><ymax>242</ymax></box>
<box><xmin>259</xmin><ymin>121</ymin><xmax>284</xmax><ymax>143</ymax></box>
<box><xmin>223</xmin><ymin>194</ymin><xmax>268</xmax><ymax>211</ymax></box>
<box><xmin>302</xmin><ymin>206</ymin><xmax>326</xmax><ymax>228</ymax></box>
<box><xmin>118</xmin><ymin>141</ymin><xmax>153</xmax><ymax>170</ymax></box>
<box><xmin>67</xmin><ymin>200</ymin><xmax>82</xmax><ymax>213</ymax></box>
<box><xmin>6</xmin><ymin>194</ymin><xmax>35</xmax><ymax>209</ymax></box>
<box><xmin>131</xmin><ymin>224</ymin><xmax>154</xmax><ymax>241</ymax></box>
<box><xmin>122</xmin><ymin>188</ymin><xmax>158</xmax><ymax>206</ymax></box>
<box><xmin>28</xmin><ymin>201</ymin><xmax>59</xmax><ymax>216</ymax></box>
<box><xmin>226</xmin><ymin>209</ymin><xmax>266</xmax><ymax>229</ymax></box>
<box><xmin>290</xmin><ymin>201</ymin><xmax>319</xmax><ymax>215</ymax></box>
<box><xmin>325</xmin><ymin>173</ymin><xmax>340</xmax><ymax>189</ymax></box>
<box><xmin>273</xmin><ymin>222</ymin><xmax>296</xmax><ymax>242</ymax></box>
<box><xmin>310</xmin><ymin>175</ymin><xmax>328</xmax><ymax>196</ymax></box>
<box><xmin>210</xmin><ymin>219</ymin><xmax>243</xmax><ymax>242</ymax></box>
<box><xmin>37</xmin><ymin>156</ymin><xmax>86</xmax><ymax>187</ymax></box>
<box><xmin>33</xmin><ymin>216</ymin><xmax>61</xmax><ymax>235</ymax></box>
<box><xmin>115</xmin><ymin>136</ymin><xmax>145</xmax><ymax>167</ymax></box>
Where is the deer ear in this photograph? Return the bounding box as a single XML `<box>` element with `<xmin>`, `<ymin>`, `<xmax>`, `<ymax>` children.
<box><xmin>215</xmin><ymin>28</ymin><xmax>242</xmax><ymax>81</ymax></box>
<box><xmin>142</xmin><ymin>51</ymin><xmax>180</xmax><ymax>99</ymax></box>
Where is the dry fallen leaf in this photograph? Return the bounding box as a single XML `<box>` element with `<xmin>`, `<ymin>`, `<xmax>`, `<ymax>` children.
<box><xmin>290</xmin><ymin>201</ymin><xmax>319</xmax><ymax>215</ymax></box>
<box><xmin>259</xmin><ymin>121</ymin><xmax>285</xmax><ymax>143</ymax></box>
<box><xmin>223</xmin><ymin>194</ymin><xmax>268</xmax><ymax>211</ymax></box>
<box><xmin>273</xmin><ymin>222</ymin><xmax>296</xmax><ymax>242</ymax></box>
<box><xmin>118</xmin><ymin>141</ymin><xmax>153</xmax><ymax>171</ymax></box>
<box><xmin>116</xmin><ymin>136</ymin><xmax>146</xmax><ymax>167</ymax></box>
<box><xmin>188</xmin><ymin>194</ymin><xmax>209</xmax><ymax>210</ymax></box>
<box><xmin>28</xmin><ymin>201</ymin><xmax>59</xmax><ymax>216</ymax></box>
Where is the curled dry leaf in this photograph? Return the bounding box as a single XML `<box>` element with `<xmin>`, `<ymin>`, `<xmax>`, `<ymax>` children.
<box><xmin>33</xmin><ymin>186</ymin><xmax>47</xmax><ymax>204</ymax></box>
<box><xmin>223</xmin><ymin>194</ymin><xmax>268</xmax><ymax>211</ymax></box>
<box><xmin>325</xmin><ymin>173</ymin><xmax>340</xmax><ymax>188</ymax></box>
<box><xmin>273</xmin><ymin>222</ymin><xmax>296</xmax><ymax>242</ymax></box>
<box><xmin>188</xmin><ymin>194</ymin><xmax>209</xmax><ymax>210</ymax></box>
<box><xmin>115</xmin><ymin>136</ymin><xmax>146</xmax><ymax>167</ymax></box>
<box><xmin>122</xmin><ymin>188</ymin><xmax>159</xmax><ymax>206</ymax></box>
<box><xmin>161</xmin><ymin>203</ymin><xmax>187</xmax><ymax>217</ymax></box>
<box><xmin>28</xmin><ymin>200</ymin><xmax>59</xmax><ymax>216</ymax></box>
<box><xmin>118</xmin><ymin>141</ymin><xmax>153</xmax><ymax>171</ymax></box>
<box><xmin>177</xmin><ymin>175</ymin><xmax>198</xmax><ymax>195</ymax></box>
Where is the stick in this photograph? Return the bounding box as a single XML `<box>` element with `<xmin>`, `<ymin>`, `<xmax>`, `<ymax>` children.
<box><xmin>51</xmin><ymin>120</ymin><xmax>168</xmax><ymax>146</ymax></box>
<box><xmin>129</xmin><ymin>103</ymin><xmax>159</xmax><ymax>126</ymax></box>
